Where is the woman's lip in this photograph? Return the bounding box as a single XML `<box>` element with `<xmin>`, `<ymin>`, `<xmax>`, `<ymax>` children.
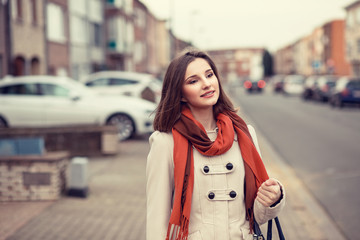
<box><xmin>201</xmin><ymin>91</ymin><xmax>215</xmax><ymax>97</ymax></box>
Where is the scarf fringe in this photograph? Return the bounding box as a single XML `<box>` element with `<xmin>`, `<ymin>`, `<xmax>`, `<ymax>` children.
<box><xmin>166</xmin><ymin>215</ymin><xmax>189</xmax><ymax>240</ymax></box>
<box><xmin>247</xmin><ymin>207</ymin><xmax>255</xmax><ymax>233</ymax></box>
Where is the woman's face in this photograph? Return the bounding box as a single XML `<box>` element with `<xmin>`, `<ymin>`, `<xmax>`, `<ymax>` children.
<box><xmin>181</xmin><ymin>58</ymin><xmax>219</xmax><ymax>113</ymax></box>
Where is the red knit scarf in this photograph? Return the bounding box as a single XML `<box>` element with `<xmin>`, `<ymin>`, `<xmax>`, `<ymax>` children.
<box><xmin>166</xmin><ymin>107</ymin><xmax>269</xmax><ymax>240</ymax></box>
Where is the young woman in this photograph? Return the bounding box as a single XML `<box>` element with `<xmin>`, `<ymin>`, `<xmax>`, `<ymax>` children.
<box><xmin>146</xmin><ymin>49</ymin><xmax>285</xmax><ymax>240</ymax></box>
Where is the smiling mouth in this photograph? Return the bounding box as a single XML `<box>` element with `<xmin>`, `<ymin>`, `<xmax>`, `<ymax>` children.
<box><xmin>201</xmin><ymin>91</ymin><xmax>215</xmax><ymax>97</ymax></box>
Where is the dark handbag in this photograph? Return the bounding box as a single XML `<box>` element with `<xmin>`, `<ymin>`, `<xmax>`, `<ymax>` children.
<box><xmin>253</xmin><ymin>217</ymin><xmax>285</xmax><ymax>240</ymax></box>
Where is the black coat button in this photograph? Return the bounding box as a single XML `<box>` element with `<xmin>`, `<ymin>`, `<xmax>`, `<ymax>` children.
<box><xmin>226</xmin><ymin>163</ymin><xmax>233</xmax><ymax>170</ymax></box>
<box><xmin>203</xmin><ymin>166</ymin><xmax>209</xmax><ymax>173</ymax></box>
<box><xmin>208</xmin><ymin>192</ymin><xmax>215</xmax><ymax>199</ymax></box>
<box><xmin>229</xmin><ymin>191</ymin><xmax>237</xmax><ymax>198</ymax></box>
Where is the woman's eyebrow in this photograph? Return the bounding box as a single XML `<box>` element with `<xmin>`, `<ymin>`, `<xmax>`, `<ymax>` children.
<box><xmin>185</xmin><ymin>74</ymin><xmax>197</xmax><ymax>81</ymax></box>
<box><xmin>185</xmin><ymin>68</ymin><xmax>213</xmax><ymax>81</ymax></box>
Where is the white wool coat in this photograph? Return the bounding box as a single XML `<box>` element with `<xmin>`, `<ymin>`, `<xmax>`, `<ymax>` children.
<box><xmin>146</xmin><ymin>125</ymin><xmax>285</xmax><ymax>240</ymax></box>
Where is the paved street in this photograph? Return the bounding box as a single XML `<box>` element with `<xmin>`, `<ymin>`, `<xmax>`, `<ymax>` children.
<box><xmin>230</xmin><ymin>86</ymin><xmax>360</xmax><ymax>240</ymax></box>
<box><xmin>1</xmin><ymin>88</ymin><xmax>355</xmax><ymax>239</ymax></box>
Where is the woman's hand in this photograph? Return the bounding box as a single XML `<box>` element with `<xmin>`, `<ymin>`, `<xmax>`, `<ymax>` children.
<box><xmin>256</xmin><ymin>178</ymin><xmax>282</xmax><ymax>207</ymax></box>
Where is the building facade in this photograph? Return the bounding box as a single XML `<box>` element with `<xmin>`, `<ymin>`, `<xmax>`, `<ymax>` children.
<box><xmin>46</xmin><ymin>0</ymin><xmax>70</xmax><ymax>76</ymax></box>
<box><xmin>292</xmin><ymin>36</ymin><xmax>312</xmax><ymax>76</ymax></box>
<box><xmin>207</xmin><ymin>48</ymin><xmax>264</xmax><ymax>83</ymax></box>
<box><xmin>133</xmin><ymin>0</ymin><xmax>147</xmax><ymax>73</ymax></box>
<box><xmin>0</xmin><ymin>1</ymin><xmax>10</xmax><ymax>78</ymax></box>
<box><xmin>0</xmin><ymin>0</ymin><xmax>190</xmax><ymax>80</ymax></box>
<box><xmin>322</xmin><ymin>20</ymin><xmax>350</xmax><ymax>76</ymax></box>
<box><xmin>145</xmin><ymin>9</ymin><xmax>159</xmax><ymax>75</ymax></box>
<box><xmin>345</xmin><ymin>0</ymin><xmax>360</xmax><ymax>77</ymax></box>
<box><xmin>105</xmin><ymin>0</ymin><xmax>134</xmax><ymax>72</ymax></box>
<box><xmin>274</xmin><ymin>19</ymin><xmax>351</xmax><ymax>76</ymax></box>
<box><xmin>10</xmin><ymin>0</ymin><xmax>47</xmax><ymax>76</ymax></box>
<box><xmin>69</xmin><ymin>0</ymin><xmax>105</xmax><ymax>80</ymax></box>
<box><xmin>274</xmin><ymin>44</ymin><xmax>294</xmax><ymax>75</ymax></box>
<box><xmin>155</xmin><ymin>19</ymin><xmax>171</xmax><ymax>78</ymax></box>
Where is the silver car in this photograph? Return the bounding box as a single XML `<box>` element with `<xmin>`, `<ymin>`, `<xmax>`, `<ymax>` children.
<box><xmin>0</xmin><ymin>75</ymin><xmax>156</xmax><ymax>140</ymax></box>
<box><xmin>83</xmin><ymin>71</ymin><xmax>162</xmax><ymax>103</ymax></box>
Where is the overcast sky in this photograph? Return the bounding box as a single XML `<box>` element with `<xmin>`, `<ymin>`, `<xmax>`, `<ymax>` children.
<box><xmin>140</xmin><ymin>0</ymin><xmax>355</xmax><ymax>52</ymax></box>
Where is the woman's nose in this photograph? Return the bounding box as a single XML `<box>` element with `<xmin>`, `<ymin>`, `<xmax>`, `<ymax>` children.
<box><xmin>201</xmin><ymin>77</ymin><xmax>211</xmax><ymax>88</ymax></box>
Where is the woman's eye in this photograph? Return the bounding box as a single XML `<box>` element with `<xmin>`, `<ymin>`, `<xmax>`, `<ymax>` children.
<box><xmin>207</xmin><ymin>72</ymin><xmax>214</xmax><ymax>78</ymax></box>
<box><xmin>189</xmin><ymin>79</ymin><xmax>197</xmax><ymax>84</ymax></box>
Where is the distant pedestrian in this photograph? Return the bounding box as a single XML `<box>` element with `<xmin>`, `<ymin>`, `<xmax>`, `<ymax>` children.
<box><xmin>146</xmin><ymin>49</ymin><xmax>285</xmax><ymax>240</ymax></box>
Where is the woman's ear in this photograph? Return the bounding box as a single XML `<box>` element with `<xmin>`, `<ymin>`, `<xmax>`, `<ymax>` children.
<box><xmin>181</xmin><ymin>96</ymin><xmax>187</xmax><ymax>102</ymax></box>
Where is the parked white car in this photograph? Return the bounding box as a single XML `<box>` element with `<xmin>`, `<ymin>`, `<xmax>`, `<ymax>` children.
<box><xmin>283</xmin><ymin>75</ymin><xmax>306</xmax><ymax>96</ymax></box>
<box><xmin>82</xmin><ymin>71</ymin><xmax>162</xmax><ymax>103</ymax></box>
<box><xmin>0</xmin><ymin>75</ymin><xmax>156</xmax><ymax>140</ymax></box>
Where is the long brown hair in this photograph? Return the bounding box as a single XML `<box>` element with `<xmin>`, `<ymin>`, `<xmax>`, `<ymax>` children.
<box><xmin>153</xmin><ymin>49</ymin><xmax>236</xmax><ymax>132</ymax></box>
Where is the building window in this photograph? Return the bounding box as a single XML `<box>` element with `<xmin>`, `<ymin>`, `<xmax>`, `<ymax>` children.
<box><xmin>356</xmin><ymin>8</ymin><xmax>360</xmax><ymax>24</ymax></box>
<box><xmin>12</xmin><ymin>0</ymin><xmax>23</xmax><ymax>20</ymax></box>
<box><xmin>30</xmin><ymin>0</ymin><xmax>37</xmax><ymax>24</ymax></box>
<box><xmin>70</xmin><ymin>16</ymin><xmax>88</xmax><ymax>44</ymax></box>
<box><xmin>134</xmin><ymin>8</ymin><xmax>146</xmax><ymax>28</ymax></box>
<box><xmin>346</xmin><ymin>12</ymin><xmax>354</xmax><ymax>28</ymax></box>
<box><xmin>69</xmin><ymin>0</ymin><xmax>86</xmax><ymax>16</ymax></box>
<box><xmin>30</xmin><ymin>58</ymin><xmax>40</xmax><ymax>75</ymax></box>
<box><xmin>47</xmin><ymin>3</ymin><xmax>66</xmax><ymax>43</ymax></box>
<box><xmin>125</xmin><ymin>21</ymin><xmax>134</xmax><ymax>53</ymax></box>
<box><xmin>124</xmin><ymin>0</ymin><xmax>133</xmax><ymax>14</ymax></box>
<box><xmin>107</xmin><ymin>0</ymin><xmax>124</xmax><ymax>8</ymax></box>
<box><xmin>89</xmin><ymin>0</ymin><xmax>103</xmax><ymax>22</ymax></box>
<box><xmin>91</xmin><ymin>23</ymin><xmax>102</xmax><ymax>47</ymax></box>
<box><xmin>134</xmin><ymin>41</ymin><xmax>143</xmax><ymax>63</ymax></box>
<box><xmin>16</xmin><ymin>0</ymin><xmax>22</xmax><ymax>19</ymax></box>
<box><xmin>241</xmin><ymin>62</ymin><xmax>249</xmax><ymax>71</ymax></box>
<box><xmin>13</xmin><ymin>56</ymin><xmax>26</xmax><ymax>76</ymax></box>
<box><xmin>107</xmin><ymin>17</ymin><xmax>126</xmax><ymax>52</ymax></box>
<box><xmin>346</xmin><ymin>43</ymin><xmax>352</xmax><ymax>58</ymax></box>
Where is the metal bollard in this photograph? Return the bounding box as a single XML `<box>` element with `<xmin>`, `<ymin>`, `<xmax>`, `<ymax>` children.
<box><xmin>67</xmin><ymin>157</ymin><xmax>89</xmax><ymax>198</ymax></box>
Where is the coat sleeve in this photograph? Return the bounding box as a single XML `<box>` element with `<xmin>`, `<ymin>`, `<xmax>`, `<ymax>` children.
<box><xmin>247</xmin><ymin>125</ymin><xmax>286</xmax><ymax>225</ymax></box>
<box><xmin>146</xmin><ymin>131</ymin><xmax>174</xmax><ymax>240</ymax></box>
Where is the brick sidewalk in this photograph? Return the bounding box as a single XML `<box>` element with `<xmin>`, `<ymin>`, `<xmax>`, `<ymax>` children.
<box><xmin>0</xmin><ymin>130</ymin><xmax>347</xmax><ymax>240</ymax></box>
<box><xmin>1</xmin><ymin>139</ymin><xmax>148</xmax><ymax>240</ymax></box>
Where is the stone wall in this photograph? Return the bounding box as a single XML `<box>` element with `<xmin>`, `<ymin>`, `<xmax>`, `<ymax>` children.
<box><xmin>0</xmin><ymin>151</ymin><xmax>69</xmax><ymax>201</ymax></box>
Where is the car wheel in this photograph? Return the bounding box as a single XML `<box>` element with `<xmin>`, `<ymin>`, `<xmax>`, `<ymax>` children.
<box><xmin>0</xmin><ymin>117</ymin><xmax>7</xmax><ymax>128</ymax></box>
<box><xmin>106</xmin><ymin>114</ymin><xmax>135</xmax><ymax>141</ymax></box>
